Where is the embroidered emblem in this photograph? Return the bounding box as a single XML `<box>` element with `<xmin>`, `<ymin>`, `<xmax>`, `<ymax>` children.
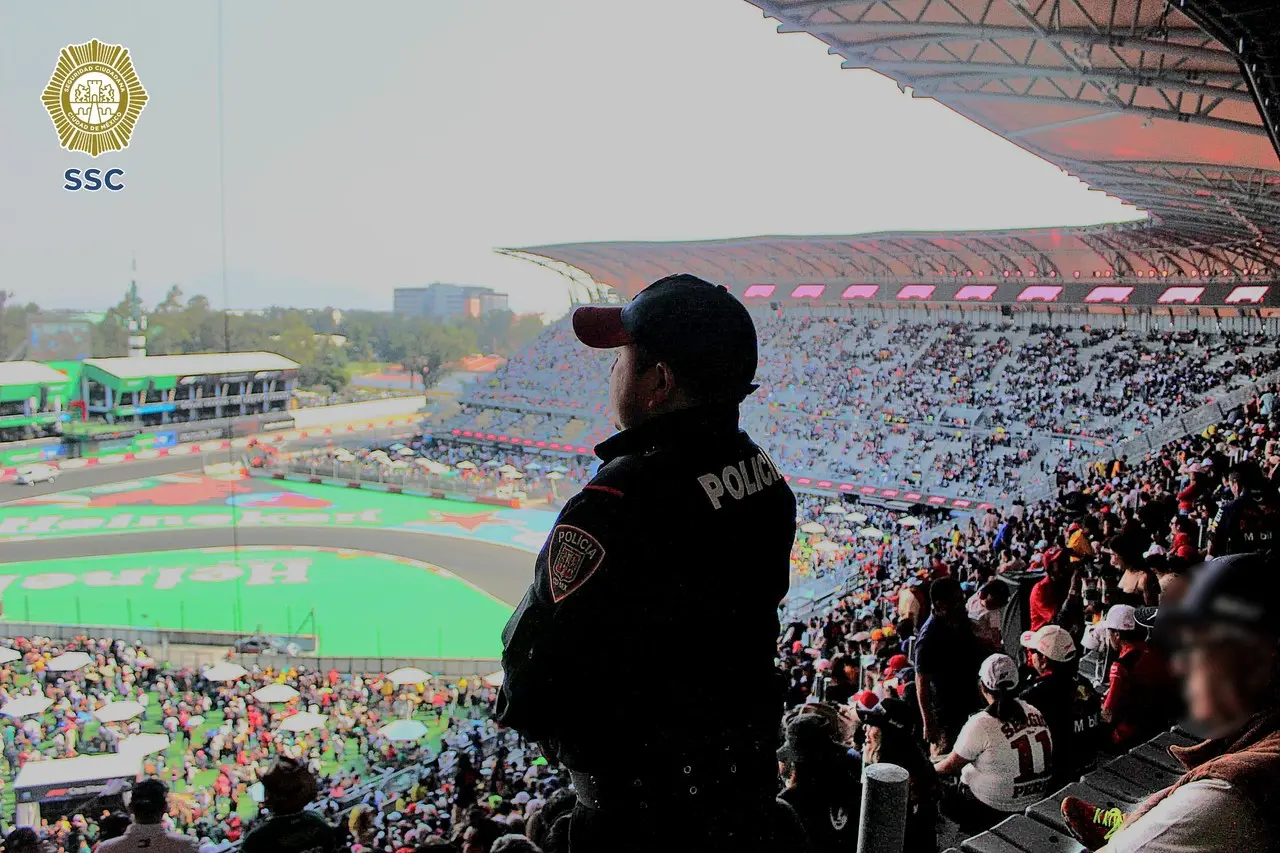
<box><xmin>547</xmin><ymin>524</ymin><xmax>605</xmax><ymax>602</ymax></box>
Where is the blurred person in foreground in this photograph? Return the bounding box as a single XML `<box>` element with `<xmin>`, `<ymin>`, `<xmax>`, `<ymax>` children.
<box><xmin>1063</xmin><ymin>552</ymin><xmax>1280</xmax><ymax>852</ymax></box>
<box><xmin>2</xmin><ymin>828</ymin><xmax>46</xmax><ymax>853</ymax></box>
<box><xmin>776</xmin><ymin>713</ymin><xmax>862</xmax><ymax>853</ymax></box>
<box><xmin>497</xmin><ymin>275</ymin><xmax>798</xmax><ymax>852</ymax></box>
<box><xmin>97</xmin><ymin>779</ymin><xmax>199</xmax><ymax>853</ymax></box>
<box><xmin>240</xmin><ymin>757</ymin><xmax>335</xmax><ymax>853</ymax></box>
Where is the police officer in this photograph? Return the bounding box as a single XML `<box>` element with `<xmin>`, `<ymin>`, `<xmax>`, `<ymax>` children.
<box><xmin>1207</xmin><ymin>461</ymin><xmax>1280</xmax><ymax>557</ymax></box>
<box><xmin>496</xmin><ymin>274</ymin><xmax>798</xmax><ymax>853</ymax></box>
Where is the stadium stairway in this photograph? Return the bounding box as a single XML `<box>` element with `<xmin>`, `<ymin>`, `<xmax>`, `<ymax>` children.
<box><xmin>942</xmin><ymin>726</ymin><xmax>1198</xmax><ymax>853</ymax></box>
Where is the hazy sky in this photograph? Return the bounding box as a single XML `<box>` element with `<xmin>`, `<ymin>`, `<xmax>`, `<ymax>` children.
<box><xmin>0</xmin><ymin>0</ymin><xmax>1141</xmax><ymax>319</ymax></box>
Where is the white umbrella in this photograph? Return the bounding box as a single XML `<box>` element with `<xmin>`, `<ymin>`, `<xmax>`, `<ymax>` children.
<box><xmin>277</xmin><ymin>712</ymin><xmax>327</xmax><ymax>733</ymax></box>
<box><xmin>498</xmin><ymin>464</ymin><xmax>519</xmax><ymax>474</ymax></box>
<box><xmin>379</xmin><ymin>719</ymin><xmax>428</xmax><ymax>741</ymax></box>
<box><xmin>0</xmin><ymin>648</ymin><xmax>21</xmax><ymax>664</ymax></box>
<box><xmin>482</xmin><ymin>671</ymin><xmax>504</xmax><ymax>688</ymax></box>
<box><xmin>387</xmin><ymin>666</ymin><xmax>433</xmax><ymax>686</ymax></box>
<box><xmin>119</xmin><ymin>733</ymin><xmax>169</xmax><ymax>757</ymax></box>
<box><xmin>185</xmin><ymin>715</ymin><xmax>205</xmax><ymax>729</ymax></box>
<box><xmin>812</xmin><ymin>540</ymin><xmax>840</xmax><ymax>552</ymax></box>
<box><xmin>252</xmin><ymin>684</ymin><xmax>300</xmax><ymax>704</ymax></box>
<box><xmin>899</xmin><ymin>517</ymin><xmax>922</xmax><ymax>528</ymax></box>
<box><xmin>524</xmin><ymin>462</ymin><xmax>543</xmax><ymax>471</ymax></box>
<box><xmin>822</xmin><ymin>504</ymin><xmax>845</xmax><ymax>515</ymax></box>
<box><xmin>546</xmin><ymin>472</ymin><xmax>563</xmax><ymax>480</ymax></box>
<box><xmin>204</xmin><ymin>662</ymin><xmax>248</xmax><ymax>682</ymax></box>
<box><xmin>94</xmin><ymin>701</ymin><xmax>144</xmax><ymax>723</ymax></box>
<box><xmin>396</xmin><ymin>446</ymin><xmax>415</xmax><ymax>456</ymax></box>
<box><xmin>46</xmin><ymin>652</ymin><xmax>92</xmax><ymax>672</ymax></box>
<box><xmin>505</xmin><ymin>470</ymin><xmax>525</xmax><ymax>480</ymax></box>
<box><xmin>483</xmin><ymin>460</ymin><xmax>502</xmax><ymax>468</ymax></box>
<box><xmin>798</xmin><ymin>521</ymin><xmax>826</xmax><ymax>535</ymax></box>
<box><xmin>859</xmin><ymin>527</ymin><xmax>885</xmax><ymax>539</ymax></box>
<box><xmin>552</xmin><ymin>465</ymin><xmax>570</xmax><ymax>473</ymax></box>
<box><xmin>845</xmin><ymin>511</ymin><xmax>868</xmax><ymax>524</ymax></box>
<box><xmin>1</xmin><ymin>695</ymin><xmax>52</xmax><ymax>717</ymax></box>
<box><xmin>455</xmin><ymin>461</ymin><xmax>477</xmax><ymax>470</ymax></box>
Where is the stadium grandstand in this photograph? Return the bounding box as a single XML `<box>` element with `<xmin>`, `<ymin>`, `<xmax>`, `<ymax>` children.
<box><xmin>6</xmin><ymin>0</ymin><xmax>1280</xmax><ymax>851</ymax></box>
<box><xmin>0</xmin><ymin>361</ymin><xmax>73</xmax><ymax>443</ymax></box>
<box><xmin>79</xmin><ymin>353</ymin><xmax>300</xmax><ymax>427</ymax></box>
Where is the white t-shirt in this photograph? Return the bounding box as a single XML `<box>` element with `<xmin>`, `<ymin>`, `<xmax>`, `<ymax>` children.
<box><xmin>954</xmin><ymin>700</ymin><xmax>1055</xmax><ymax>812</ymax></box>
<box><xmin>966</xmin><ymin>595</ymin><xmax>1002</xmax><ymax>646</ymax></box>
<box><xmin>97</xmin><ymin>822</ymin><xmax>201</xmax><ymax>853</ymax></box>
<box><xmin>1101</xmin><ymin>778</ymin><xmax>1267</xmax><ymax>853</ymax></box>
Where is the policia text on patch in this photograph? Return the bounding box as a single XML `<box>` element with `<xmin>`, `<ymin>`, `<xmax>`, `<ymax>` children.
<box><xmin>698</xmin><ymin>450</ymin><xmax>785</xmax><ymax>510</ymax></box>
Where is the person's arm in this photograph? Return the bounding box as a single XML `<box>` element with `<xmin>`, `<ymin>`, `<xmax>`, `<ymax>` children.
<box><xmin>1100</xmin><ymin>660</ymin><xmax>1125</xmax><ymax>724</ymax></box>
<box><xmin>932</xmin><ymin>750</ymin><xmax>971</xmax><ymax>776</ymax></box>
<box><xmin>916</xmin><ymin>673</ymin><xmax>939</xmax><ymax>748</ymax></box>
<box><xmin>1102</xmin><ymin>779</ymin><xmax>1267</xmax><ymax>853</ymax></box>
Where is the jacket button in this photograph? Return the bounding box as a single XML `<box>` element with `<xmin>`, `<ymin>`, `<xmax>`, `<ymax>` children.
<box><xmin>632</xmin><ymin>779</ymin><xmax>642</xmax><ymax>788</ymax></box>
<box><xmin>729</xmin><ymin>764</ymin><xmax>737</xmax><ymax>773</ymax></box>
<box><xmin>683</xmin><ymin>765</ymin><xmax>692</xmax><ymax>775</ymax></box>
<box><xmin>689</xmin><ymin>786</ymin><xmax>698</xmax><ymax>795</ymax></box>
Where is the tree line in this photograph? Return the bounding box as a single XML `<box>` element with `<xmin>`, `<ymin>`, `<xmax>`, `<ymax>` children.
<box><xmin>1</xmin><ymin>286</ymin><xmax>545</xmax><ymax>393</ymax></box>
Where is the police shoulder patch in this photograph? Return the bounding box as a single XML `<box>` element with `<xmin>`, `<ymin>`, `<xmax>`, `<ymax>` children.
<box><xmin>547</xmin><ymin>524</ymin><xmax>606</xmax><ymax>603</ymax></box>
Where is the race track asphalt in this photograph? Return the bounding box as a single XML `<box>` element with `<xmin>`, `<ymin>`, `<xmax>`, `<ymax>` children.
<box><xmin>0</xmin><ymin>433</ymin><xmax>539</xmax><ymax>607</ymax></box>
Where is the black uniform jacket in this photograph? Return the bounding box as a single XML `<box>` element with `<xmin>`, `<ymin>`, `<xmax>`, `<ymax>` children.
<box><xmin>496</xmin><ymin>403</ymin><xmax>797</xmax><ymax>774</ymax></box>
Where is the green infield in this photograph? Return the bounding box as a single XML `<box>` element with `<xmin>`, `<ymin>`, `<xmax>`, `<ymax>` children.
<box><xmin>0</xmin><ymin>546</ymin><xmax>512</xmax><ymax>659</ymax></box>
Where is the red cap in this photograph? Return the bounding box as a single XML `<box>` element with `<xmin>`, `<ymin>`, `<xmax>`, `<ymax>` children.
<box><xmin>885</xmin><ymin>654</ymin><xmax>910</xmax><ymax>677</ymax></box>
<box><xmin>852</xmin><ymin>690</ymin><xmax>882</xmax><ymax>716</ymax></box>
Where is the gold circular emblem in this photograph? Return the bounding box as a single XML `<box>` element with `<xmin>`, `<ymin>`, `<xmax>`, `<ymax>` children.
<box><xmin>41</xmin><ymin>39</ymin><xmax>148</xmax><ymax>157</ymax></box>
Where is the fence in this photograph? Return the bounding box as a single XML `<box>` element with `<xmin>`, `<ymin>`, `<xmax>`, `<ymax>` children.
<box><xmin>273</xmin><ymin>455</ymin><xmax>571</xmax><ymax>504</ymax></box>
<box><xmin>1110</xmin><ymin>368</ymin><xmax>1280</xmax><ymax>462</ymax></box>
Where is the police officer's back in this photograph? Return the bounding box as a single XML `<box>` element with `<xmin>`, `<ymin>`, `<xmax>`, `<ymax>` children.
<box><xmin>497</xmin><ymin>275</ymin><xmax>797</xmax><ymax>852</ymax></box>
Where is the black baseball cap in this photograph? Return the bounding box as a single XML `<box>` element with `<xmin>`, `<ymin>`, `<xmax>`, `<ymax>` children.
<box><xmin>1156</xmin><ymin>552</ymin><xmax>1280</xmax><ymax>638</ymax></box>
<box><xmin>129</xmin><ymin>778</ymin><xmax>169</xmax><ymax>807</ymax></box>
<box><xmin>572</xmin><ymin>274</ymin><xmax>759</xmax><ymax>403</ymax></box>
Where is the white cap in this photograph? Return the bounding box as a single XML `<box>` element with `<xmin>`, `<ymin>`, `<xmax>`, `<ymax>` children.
<box><xmin>1020</xmin><ymin>625</ymin><xmax>1078</xmax><ymax>663</ymax></box>
<box><xmin>979</xmin><ymin>653</ymin><xmax>1019</xmax><ymax>691</ymax></box>
<box><xmin>1104</xmin><ymin>604</ymin><xmax>1138</xmax><ymax>631</ymax></box>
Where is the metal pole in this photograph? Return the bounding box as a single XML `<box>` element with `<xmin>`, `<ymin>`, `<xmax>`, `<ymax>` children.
<box><xmin>856</xmin><ymin>763</ymin><xmax>909</xmax><ymax>853</ymax></box>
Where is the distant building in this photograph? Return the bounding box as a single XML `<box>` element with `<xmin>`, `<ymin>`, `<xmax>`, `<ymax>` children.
<box><xmin>393</xmin><ymin>284</ymin><xmax>509</xmax><ymax>320</ymax></box>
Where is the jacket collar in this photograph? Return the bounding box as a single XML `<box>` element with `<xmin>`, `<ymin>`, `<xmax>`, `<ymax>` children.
<box><xmin>1172</xmin><ymin>708</ymin><xmax>1280</xmax><ymax>770</ymax></box>
<box><xmin>595</xmin><ymin>404</ymin><xmax>741</xmax><ymax>462</ymax></box>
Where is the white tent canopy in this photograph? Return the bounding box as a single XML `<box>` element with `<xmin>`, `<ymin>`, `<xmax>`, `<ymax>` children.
<box><xmin>93</xmin><ymin>701</ymin><xmax>144</xmax><ymax>723</ymax></box>
<box><xmin>1</xmin><ymin>695</ymin><xmax>52</xmax><ymax>718</ymax></box>
<box><xmin>378</xmin><ymin>719</ymin><xmax>428</xmax><ymax>741</ymax></box>
<box><xmin>0</xmin><ymin>648</ymin><xmax>21</xmax><ymax>664</ymax></box>
<box><xmin>252</xmin><ymin>684</ymin><xmax>300</xmax><ymax>704</ymax></box>
<box><xmin>387</xmin><ymin>667</ymin><xmax>434</xmax><ymax>686</ymax></box>
<box><xmin>277</xmin><ymin>712</ymin><xmax>328</xmax><ymax>733</ymax></box>
<box><xmin>119</xmin><ymin>733</ymin><xmax>170</xmax><ymax>757</ymax></box>
<box><xmin>204</xmin><ymin>663</ymin><xmax>248</xmax><ymax>682</ymax></box>
<box><xmin>46</xmin><ymin>652</ymin><xmax>92</xmax><ymax>672</ymax></box>
<box><xmin>482</xmin><ymin>671</ymin><xmax>504</xmax><ymax>688</ymax></box>
<box><xmin>799</xmin><ymin>522</ymin><xmax>826</xmax><ymax>534</ymax></box>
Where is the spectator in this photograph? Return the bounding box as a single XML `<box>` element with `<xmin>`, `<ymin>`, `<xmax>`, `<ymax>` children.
<box><xmin>1063</xmin><ymin>553</ymin><xmax>1280</xmax><ymax>852</ymax></box>
<box><xmin>933</xmin><ymin>654</ymin><xmax>1055</xmax><ymax>834</ymax></box>
<box><xmin>240</xmin><ymin>757</ymin><xmax>335</xmax><ymax>853</ymax></box>
<box><xmin>1019</xmin><ymin>625</ymin><xmax>1102</xmax><ymax>786</ymax></box>
<box><xmin>1207</xmin><ymin>461</ymin><xmax>1280</xmax><ymax>557</ymax></box>
<box><xmin>1100</xmin><ymin>604</ymin><xmax>1177</xmax><ymax>751</ymax></box>
<box><xmin>854</xmin><ymin>691</ymin><xmax>937</xmax><ymax>853</ymax></box>
<box><xmin>776</xmin><ymin>714</ymin><xmax>863</xmax><ymax>853</ymax></box>
<box><xmin>914</xmin><ymin>577</ymin><xmax>985</xmax><ymax>755</ymax></box>
<box><xmin>97</xmin><ymin>779</ymin><xmax>200</xmax><ymax>853</ymax></box>
<box><xmin>967</xmin><ymin>579</ymin><xmax>1010</xmax><ymax>648</ymax></box>
<box><xmin>1029</xmin><ymin>551</ymin><xmax>1081</xmax><ymax>633</ymax></box>
<box><xmin>2</xmin><ymin>828</ymin><xmax>46</xmax><ymax>853</ymax></box>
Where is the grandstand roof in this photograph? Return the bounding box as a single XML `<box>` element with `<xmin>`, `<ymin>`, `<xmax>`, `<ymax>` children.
<box><xmin>83</xmin><ymin>352</ymin><xmax>299</xmax><ymax>380</ymax></box>
<box><xmin>0</xmin><ymin>361</ymin><xmax>71</xmax><ymax>387</ymax></box>
<box><xmin>505</xmin><ymin>0</ymin><xmax>1280</xmax><ymax>299</ymax></box>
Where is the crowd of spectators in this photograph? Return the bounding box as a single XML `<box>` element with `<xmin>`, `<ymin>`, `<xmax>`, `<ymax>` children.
<box><xmin>434</xmin><ymin>311</ymin><xmax>1279</xmax><ymax>502</ymax></box>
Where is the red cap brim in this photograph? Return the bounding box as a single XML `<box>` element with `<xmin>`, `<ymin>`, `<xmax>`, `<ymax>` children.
<box><xmin>572</xmin><ymin>306</ymin><xmax>631</xmax><ymax>349</ymax></box>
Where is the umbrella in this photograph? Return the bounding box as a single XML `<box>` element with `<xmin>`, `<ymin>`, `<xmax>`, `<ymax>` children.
<box><xmin>899</xmin><ymin>517</ymin><xmax>922</xmax><ymax>528</ymax></box>
<box><xmin>455</xmin><ymin>461</ymin><xmax>477</xmax><ymax>470</ymax></box>
<box><xmin>185</xmin><ymin>715</ymin><xmax>205</xmax><ymax>729</ymax></box>
<box><xmin>483</xmin><ymin>460</ymin><xmax>502</xmax><ymax>468</ymax></box>
<box><xmin>379</xmin><ymin>719</ymin><xmax>428</xmax><ymax>741</ymax></box>
<box><xmin>822</xmin><ymin>504</ymin><xmax>845</xmax><ymax>515</ymax></box>
<box><xmin>387</xmin><ymin>666</ymin><xmax>433</xmax><ymax>686</ymax></box>
<box><xmin>498</xmin><ymin>464</ymin><xmax>519</xmax><ymax>474</ymax></box>
<box><xmin>546</xmin><ymin>472</ymin><xmax>563</xmax><ymax>480</ymax></box>
<box><xmin>845</xmin><ymin>512</ymin><xmax>868</xmax><ymax>524</ymax></box>
<box><xmin>798</xmin><ymin>522</ymin><xmax>826</xmax><ymax>534</ymax></box>
<box><xmin>46</xmin><ymin>652</ymin><xmax>92</xmax><ymax>672</ymax></box>
<box><xmin>552</xmin><ymin>466</ymin><xmax>570</xmax><ymax>473</ymax></box>
<box><xmin>505</xmin><ymin>471</ymin><xmax>525</xmax><ymax>480</ymax></box>
<box><xmin>482</xmin><ymin>671</ymin><xmax>504</xmax><ymax>688</ymax></box>
<box><xmin>1</xmin><ymin>695</ymin><xmax>52</xmax><ymax>717</ymax></box>
<box><xmin>203</xmin><ymin>662</ymin><xmax>248</xmax><ymax>682</ymax></box>
<box><xmin>0</xmin><ymin>648</ymin><xmax>21</xmax><ymax>664</ymax></box>
<box><xmin>396</xmin><ymin>447</ymin><xmax>415</xmax><ymax>456</ymax></box>
<box><xmin>94</xmin><ymin>701</ymin><xmax>144</xmax><ymax>723</ymax></box>
<box><xmin>119</xmin><ymin>733</ymin><xmax>169</xmax><ymax>757</ymax></box>
<box><xmin>859</xmin><ymin>527</ymin><xmax>885</xmax><ymax>539</ymax></box>
<box><xmin>812</xmin><ymin>540</ymin><xmax>840</xmax><ymax>552</ymax></box>
<box><xmin>277</xmin><ymin>712</ymin><xmax>328</xmax><ymax>733</ymax></box>
<box><xmin>252</xmin><ymin>684</ymin><xmax>300</xmax><ymax>704</ymax></box>
<box><xmin>524</xmin><ymin>462</ymin><xmax>543</xmax><ymax>471</ymax></box>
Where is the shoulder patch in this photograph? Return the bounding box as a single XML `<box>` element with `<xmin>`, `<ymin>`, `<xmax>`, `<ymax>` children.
<box><xmin>547</xmin><ymin>524</ymin><xmax>606</xmax><ymax>602</ymax></box>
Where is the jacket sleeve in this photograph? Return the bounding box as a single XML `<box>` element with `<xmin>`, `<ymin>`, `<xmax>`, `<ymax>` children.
<box><xmin>495</xmin><ymin>481</ymin><xmax>631</xmax><ymax>743</ymax></box>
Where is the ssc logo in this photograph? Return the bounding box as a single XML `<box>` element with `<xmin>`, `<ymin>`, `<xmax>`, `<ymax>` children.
<box><xmin>41</xmin><ymin>39</ymin><xmax>148</xmax><ymax>157</ymax></box>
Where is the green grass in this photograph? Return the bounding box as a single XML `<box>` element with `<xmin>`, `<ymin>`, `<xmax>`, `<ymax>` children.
<box><xmin>0</xmin><ymin>547</ymin><xmax>512</xmax><ymax>659</ymax></box>
<box><xmin>344</xmin><ymin>362</ymin><xmax>396</xmax><ymax>379</ymax></box>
